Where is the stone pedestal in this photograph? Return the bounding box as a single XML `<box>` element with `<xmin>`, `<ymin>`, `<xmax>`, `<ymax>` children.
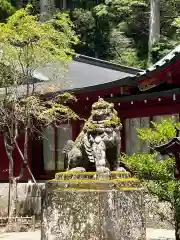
<box><xmin>41</xmin><ymin>172</ymin><xmax>146</xmax><ymax>240</ymax></box>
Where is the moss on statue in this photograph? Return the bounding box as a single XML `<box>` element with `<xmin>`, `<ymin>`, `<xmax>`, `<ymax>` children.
<box><xmin>54</xmin><ymin>187</ymin><xmax>139</xmax><ymax>191</ymax></box>
<box><xmin>83</xmin><ymin>122</ymin><xmax>97</xmax><ymax>132</ymax></box>
<box><xmin>119</xmin><ymin>187</ymin><xmax>139</xmax><ymax>191</ymax></box>
<box><xmin>92</xmin><ymin>100</ymin><xmax>114</xmax><ymax>110</ymax></box>
<box><xmin>104</xmin><ymin>117</ymin><xmax>120</xmax><ymax>127</ymax></box>
<box><xmin>55</xmin><ymin>92</ymin><xmax>75</xmax><ymax>103</ymax></box>
<box><xmin>55</xmin><ymin>171</ymin><xmax>131</xmax><ymax>177</ymax></box>
<box><xmin>48</xmin><ymin>178</ymin><xmax>138</xmax><ymax>183</ymax></box>
<box><xmin>113</xmin><ymin>109</ymin><xmax>118</xmax><ymax>115</ymax></box>
<box><xmin>63</xmin><ymin>98</ymin><xmax>124</xmax><ymax>172</ymax></box>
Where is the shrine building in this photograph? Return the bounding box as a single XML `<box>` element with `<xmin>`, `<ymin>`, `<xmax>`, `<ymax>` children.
<box><xmin>0</xmin><ymin>46</ymin><xmax>180</xmax><ymax>181</ymax></box>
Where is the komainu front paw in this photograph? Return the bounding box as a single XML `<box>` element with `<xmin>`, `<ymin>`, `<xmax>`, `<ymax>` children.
<box><xmin>96</xmin><ymin>166</ymin><xmax>110</xmax><ymax>173</ymax></box>
<box><xmin>115</xmin><ymin>167</ymin><xmax>127</xmax><ymax>172</ymax></box>
<box><xmin>95</xmin><ymin>166</ymin><xmax>111</xmax><ymax>180</ymax></box>
<box><xmin>68</xmin><ymin>167</ymin><xmax>86</xmax><ymax>172</ymax></box>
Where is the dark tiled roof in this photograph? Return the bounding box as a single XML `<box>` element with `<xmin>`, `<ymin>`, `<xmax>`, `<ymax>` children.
<box><xmin>32</xmin><ymin>54</ymin><xmax>142</xmax><ymax>91</ymax></box>
<box><xmin>137</xmin><ymin>45</ymin><xmax>180</xmax><ymax>79</ymax></box>
<box><xmin>0</xmin><ymin>54</ymin><xmax>142</xmax><ymax>98</ymax></box>
<box><xmin>74</xmin><ymin>54</ymin><xmax>142</xmax><ymax>75</ymax></box>
<box><xmin>1</xmin><ymin>46</ymin><xmax>179</xmax><ymax>98</ymax></box>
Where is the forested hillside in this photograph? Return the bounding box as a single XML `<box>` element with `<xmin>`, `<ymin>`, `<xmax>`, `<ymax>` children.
<box><xmin>2</xmin><ymin>0</ymin><xmax>180</xmax><ymax>68</ymax></box>
<box><xmin>70</xmin><ymin>0</ymin><xmax>180</xmax><ymax>68</ymax></box>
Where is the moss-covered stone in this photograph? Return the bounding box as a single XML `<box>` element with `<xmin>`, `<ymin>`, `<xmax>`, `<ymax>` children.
<box><xmin>54</xmin><ymin>171</ymin><xmax>132</xmax><ymax>180</ymax></box>
<box><xmin>92</xmin><ymin>98</ymin><xmax>114</xmax><ymax>110</ymax></box>
<box><xmin>55</xmin><ymin>92</ymin><xmax>75</xmax><ymax>103</ymax></box>
<box><xmin>48</xmin><ymin>172</ymin><xmax>140</xmax><ymax>193</ymax></box>
<box><xmin>42</xmin><ymin>169</ymin><xmax>145</xmax><ymax>240</ymax></box>
<box><xmin>104</xmin><ymin>117</ymin><xmax>120</xmax><ymax>127</ymax></box>
<box><xmin>49</xmin><ymin>178</ymin><xmax>138</xmax><ymax>183</ymax></box>
<box><xmin>113</xmin><ymin>109</ymin><xmax>118</xmax><ymax>115</ymax></box>
<box><xmin>83</xmin><ymin>122</ymin><xmax>97</xmax><ymax>132</ymax></box>
<box><xmin>63</xmin><ymin>97</ymin><xmax>122</xmax><ymax>172</ymax></box>
<box><xmin>55</xmin><ymin>171</ymin><xmax>130</xmax><ymax>176</ymax></box>
<box><xmin>55</xmin><ymin>187</ymin><xmax>139</xmax><ymax>191</ymax></box>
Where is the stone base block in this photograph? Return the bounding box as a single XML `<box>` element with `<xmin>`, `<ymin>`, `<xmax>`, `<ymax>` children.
<box><xmin>41</xmin><ymin>172</ymin><xmax>146</xmax><ymax>240</ymax></box>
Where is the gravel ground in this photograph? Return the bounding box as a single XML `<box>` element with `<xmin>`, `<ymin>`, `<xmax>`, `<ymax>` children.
<box><xmin>0</xmin><ymin>228</ymin><xmax>175</xmax><ymax>240</ymax></box>
<box><xmin>0</xmin><ymin>231</ymin><xmax>40</xmax><ymax>240</ymax></box>
<box><xmin>146</xmin><ymin>228</ymin><xmax>175</xmax><ymax>240</ymax></box>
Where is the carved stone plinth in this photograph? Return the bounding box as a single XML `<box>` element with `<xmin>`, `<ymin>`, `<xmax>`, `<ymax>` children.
<box><xmin>41</xmin><ymin>172</ymin><xmax>146</xmax><ymax>240</ymax></box>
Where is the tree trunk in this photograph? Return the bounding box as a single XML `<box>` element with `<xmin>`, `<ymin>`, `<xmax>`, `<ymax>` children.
<box><xmin>4</xmin><ymin>134</ymin><xmax>18</xmax><ymax>231</ymax></box>
<box><xmin>174</xmin><ymin>186</ymin><xmax>180</xmax><ymax>240</ymax></box>
<box><xmin>4</xmin><ymin>135</ymin><xmax>14</xmax><ymax>215</ymax></box>
<box><xmin>9</xmin><ymin>178</ymin><xmax>18</xmax><ymax>218</ymax></box>
<box><xmin>148</xmin><ymin>0</ymin><xmax>160</xmax><ymax>64</ymax></box>
<box><xmin>6</xmin><ymin>178</ymin><xmax>19</xmax><ymax>232</ymax></box>
<box><xmin>175</xmin><ymin>212</ymin><xmax>180</xmax><ymax>240</ymax></box>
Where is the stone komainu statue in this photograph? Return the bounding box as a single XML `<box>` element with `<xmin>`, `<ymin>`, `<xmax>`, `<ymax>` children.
<box><xmin>63</xmin><ymin>98</ymin><xmax>124</xmax><ymax>173</ymax></box>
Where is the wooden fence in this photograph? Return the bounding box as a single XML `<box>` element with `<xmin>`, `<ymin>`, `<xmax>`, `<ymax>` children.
<box><xmin>0</xmin><ymin>216</ymin><xmax>35</xmax><ymax>231</ymax></box>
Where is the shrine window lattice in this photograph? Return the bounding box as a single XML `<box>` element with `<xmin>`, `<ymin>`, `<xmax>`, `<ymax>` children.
<box><xmin>125</xmin><ymin>114</ymin><xmax>179</xmax><ymax>155</ymax></box>
<box><xmin>42</xmin><ymin>124</ymin><xmax>72</xmax><ymax>171</ymax></box>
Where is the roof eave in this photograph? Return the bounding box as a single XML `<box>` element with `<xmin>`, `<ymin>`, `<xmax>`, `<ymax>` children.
<box><xmin>136</xmin><ymin>46</ymin><xmax>180</xmax><ymax>80</ymax></box>
<box><xmin>73</xmin><ymin>54</ymin><xmax>143</xmax><ymax>75</ymax></box>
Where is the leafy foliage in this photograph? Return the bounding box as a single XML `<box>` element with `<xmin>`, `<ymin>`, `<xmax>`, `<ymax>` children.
<box><xmin>0</xmin><ymin>4</ymin><xmax>79</xmax><ymax>128</ymax></box>
<box><xmin>137</xmin><ymin>118</ymin><xmax>180</xmax><ymax>146</ymax></box>
<box><xmin>0</xmin><ymin>0</ymin><xmax>180</xmax><ymax>67</ymax></box>
<box><xmin>1</xmin><ymin>0</ymin><xmax>178</xmax><ymax>68</ymax></box>
<box><xmin>173</xmin><ymin>17</ymin><xmax>180</xmax><ymax>40</ymax></box>
<box><xmin>0</xmin><ymin>7</ymin><xmax>78</xmax><ymax>88</ymax></box>
<box><xmin>0</xmin><ymin>6</ymin><xmax>79</xmax><ymax>189</ymax></box>
<box><xmin>121</xmin><ymin>118</ymin><xmax>180</xmax><ymax>225</ymax></box>
<box><xmin>70</xmin><ymin>6</ymin><xmax>113</xmax><ymax>59</ymax></box>
<box><xmin>151</xmin><ymin>37</ymin><xmax>178</xmax><ymax>63</ymax></box>
<box><xmin>122</xmin><ymin>153</ymin><xmax>175</xmax><ymax>181</ymax></box>
<box><xmin>69</xmin><ymin>0</ymin><xmax>180</xmax><ymax>68</ymax></box>
<box><xmin>0</xmin><ymin>6</ymin><xmax>80</xmax><ymax>218</ymax></box>
<box><xmin>0</xmin><ymin>0</ymin><xmax>15</xmax><ymax>22</ymax></box>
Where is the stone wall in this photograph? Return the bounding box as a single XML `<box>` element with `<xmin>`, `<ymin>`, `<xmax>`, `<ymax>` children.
<box><xmin>0</xmin><ymin>182</ymin><xmax>44</xmax><ymax>218</ymax></box>
<box><xmin>145</xmin><ymin>195</ymin><xmax>174</xmax><ymax>230</ymax></box>
<box><xmin>0</xmin><ymin>183</ymin><xmax>174</xmax><ymax>230</ymax></box>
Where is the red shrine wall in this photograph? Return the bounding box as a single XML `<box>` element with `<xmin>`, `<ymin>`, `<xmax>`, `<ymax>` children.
<box><xmin>1</xmin><ymin>83</ymin><xmax>180</xmax><ymax>180</ymax></box>
<box><xmin>0</xmin><ymin>98</ymin><xmax>180</xmax><ymax>181</ymax></box>
<box><xmin>34</xmin><ymin>93</ymin><xmax>180</xmax><ymax>180</ymax></box>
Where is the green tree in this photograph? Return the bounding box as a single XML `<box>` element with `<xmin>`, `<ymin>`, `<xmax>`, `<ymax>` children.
<box><xmin>0</xmin><ymin>5</ymin><xmax>78</xmax><ymax>225</ymax></box>
<box><xmin>69</xmin><ymin>0</ymin><xmax>149</xmax><ymax>67</ymax></box>
<box><xmin>172</xmin><ymin>17</ymin><xmax>180</xmax><ymax>40</ymax></box>
<box><xmin>69</xmin><ymin>0</ymin><xmax>180</xmax><ymax>68</ymax></box>
<box><xmin>70</xmin><ymin>6</ymin><xmax>113</xmax><ymax>59</ymax></box>
<box><xmin>0</xmin><ymin>0</ymin><xmax>15</xmax><ymax>22</ymax></box>
<box><xmin>122</xmin><ymin>118</ymin><xmax>180</xmax><ymax>240</ymax></box>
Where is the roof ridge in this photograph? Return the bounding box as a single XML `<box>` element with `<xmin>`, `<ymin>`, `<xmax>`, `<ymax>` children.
<box><xmin>137</xmin><ymin>45</ymin><xmax>180</xmax><ymax>78</ymax></box>
<box><xmin>73</xmin><ymin>54</ymin><xmax>143</xmax><ymax>75</ymax></box>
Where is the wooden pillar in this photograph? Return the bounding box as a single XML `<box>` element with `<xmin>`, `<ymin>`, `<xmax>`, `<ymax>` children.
<box><xmin>120</xmin><ymin>118</ymin><xmax>125</xmax><ymax>153</ymax></box>
<box><xmin>71</xmin><ymin>120</ymin><xmax>81</xmax><ymax>141</ymax></box>
<box><xmin>140</xmin><ymin>117</ymin><xmax>150</xmax><ymax>153</ymax></box>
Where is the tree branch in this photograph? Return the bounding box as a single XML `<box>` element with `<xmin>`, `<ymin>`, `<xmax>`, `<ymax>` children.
<box><xmin>13</xmin><ymin>138</ymin><xmax>37</xmax><ymax>185</ymax></box>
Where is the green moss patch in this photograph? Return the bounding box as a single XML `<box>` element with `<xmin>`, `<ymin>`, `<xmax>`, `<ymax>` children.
<box><xmin>104</xmin><ymin>117</ymin><xmax>120</xmax><ymax>127</ymax></box>
<box><xmin>55</xmin><ymin>171</ymin><xmax>131</xmax><ymax>176</ymax></box>
<box><xmin>54</xmin><ymin>187</ymin><xmax>139</xmax><ymax>192</ymax></box>
<box><xmin>49</xmin><ymin>177</ymin><xmax>138</xmax><ymax>183</ymax></box>
<box><xmin>119</xmin><ymin>187</ymin><xmax>139</xmax><ymax>191</ymax></box>
<box><xmin>54</xmin><ymin>171</ymin><xmax>132</xmax><ymax>181</ymax></box>
<box><xmin>92</xmin><ymin>99</ymin><xmax>114</xmax><ymax>110</ymax></box>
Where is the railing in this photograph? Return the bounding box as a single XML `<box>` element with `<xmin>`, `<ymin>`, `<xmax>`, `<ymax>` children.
<box><xmin>0</xmin><ymin>216</ymin><xmax>35</xmax><ymax>231</ymax></box>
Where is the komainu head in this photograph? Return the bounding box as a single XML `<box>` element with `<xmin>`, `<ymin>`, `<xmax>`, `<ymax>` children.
<box><xmin>83</xmin><ymin>98</ymin><xmax>122</xmax><ymax>133</ymax></box>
